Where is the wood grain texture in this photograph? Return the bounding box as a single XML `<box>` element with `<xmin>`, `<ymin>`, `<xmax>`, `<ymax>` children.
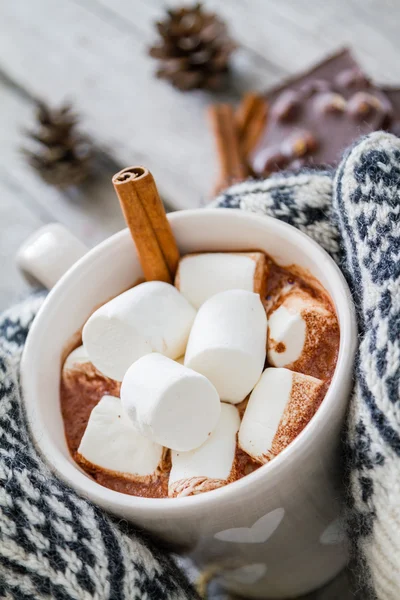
<box><xmin>0</xmin><ymin>177</ymin><xmax>44</xmax><ymax>309</ymax></box>
<box><xmin>0</xmin><ymin>0</ymin><xmax>283</xmax><ymax>212</ymax></box>
<box><xmin>1</xmin><ymin>0</ymin><xmax>399</xmax><ymax>210</ymax></box>
<box><xmin>0</xmin><ymin>79</ymin><xmax>126</xmax><ymax>309</ymax></box>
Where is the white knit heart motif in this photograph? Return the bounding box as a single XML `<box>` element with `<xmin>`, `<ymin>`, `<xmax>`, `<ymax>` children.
<box><xmin>214</xmin><ymin>507</ymin><xmax>285</xmax><ymax>543</ymax></box>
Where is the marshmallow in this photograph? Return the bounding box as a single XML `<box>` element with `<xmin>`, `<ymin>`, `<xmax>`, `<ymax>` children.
<box><xmin>239</xmin><ymin>368</ymin><xmax>324</xmax><ymax>463</ymax></box>
<box><xmin>61</xmin><ymin>343</ymin><xmax>120</xmax><ymax>395</ymax></box>
<box><xmin>63</xmin><ymin>345</ymin><xmax>90</xmax><ymax>371</ymax></box>
<box><xmin>77</xmin><ymin>395</ymin><xmax>164</xmax><ymax>478</ymax></box>
<box><xmin>82</xmin><ymin>281</ymin><xmax>196</xmax><ymax>381</ymax></box>
<box><xmin>169</xmin><ymin>403</ymin><xmax>240</xmax><ymax>497</ymax></box>
<box><xmin>175</xmin><ymin>252</ymin><xmax>267</xmax><ymax>309</ymax></box>
<box><xmin>184</xmin><ymin>290</ymin><xmax>267</xmax><ymax>404</ymax></box>
<box><xmin>267</xmin><ymin>288</ymin><xmax>339</xmax><ymax>377</ymax></box>
<box><xmin>61</xmin><ymin>343</ymin><xmax>120</xmax><ymax>404</ymax></box>
<box><xmin>121</xmin><ymin>353</ymin><xmax>221</xmax><ymax>452</ymax></box>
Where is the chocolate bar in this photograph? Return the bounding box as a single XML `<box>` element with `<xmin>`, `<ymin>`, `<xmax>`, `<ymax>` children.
<box><xmin>381</xmin><ymin>87</ymin><xmax>400</xmax><ymax>137</ymax></box>
<box><xmin>250</xmin><ymin>49</ymin><xmax>395</xmax><ymax>175</ymax></box>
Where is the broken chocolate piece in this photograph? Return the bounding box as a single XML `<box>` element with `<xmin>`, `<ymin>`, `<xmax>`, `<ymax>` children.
<box><xmin>380</xmin><ymin>87</ymin><xmax>400</xmax><ymax>133</ymax></box>
<box><xmin>314</xmin><ymin>92</ymin><xmax>346</xmax><ymax>114</ymax></box>
<box><xmin>335</xmin><ymin>67</ymin><xmax>369</xmax><ymax>89</ymax></box>
<box><xmin>251</xmin><ymin>48</ymin><xmax>395</xmax><ymax>173</ymax></box>
<box><xmin>282</xmin><ymin>131</ymin><xmax>318</xmax><ymax>159</ymax></box>
<box><xmin>299</xmin><ymin>79</ymin><xmax>331</xmax><ymax>98</ymax></box>
<box><xmin>253</xmin><ymin>147</ymin><xmax>289</xmax><ymax>174</ymax></box>
<box><xmin>347</xmin><ymin>91</ymin><xmax>390</xmax><ymax>120</ymax></box>
<box><xmin>271</xmin><ymin>90</ymin><xmax>301</xmax><ymax>121</ymax></box>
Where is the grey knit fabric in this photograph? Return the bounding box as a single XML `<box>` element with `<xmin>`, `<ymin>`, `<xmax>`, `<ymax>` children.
<box><xmin>0</xmin><ymin>295</ymin><xmax>199</xmax><ymax>600</ymax></box>
<box><xmin>0</xmin><ymin>131</ymin><xmax>398</xmax><ymax>599</ymax></box>
<box><xmin>335</xmin><ymin>134</ymin><xmax>400</xmax><ymax>600</ymax></box>
<box><xmin>213</xmin><ymin>131</ymin><xmax>400</xmax><ymax>600</ymax></box>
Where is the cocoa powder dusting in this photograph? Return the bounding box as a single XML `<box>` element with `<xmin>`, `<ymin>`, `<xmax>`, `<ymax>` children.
<box><xmin>94</xmin><ymin>472</ymin><xmax>169</xmax><ymax>498</ymax></box>
<box><xmin>278</xmin><ymin>288</ymin><xmax>340</xmax><ymax>380</ymax></box>
<box><xmin>61</xmin><ymin>363</ymin><xmax>121</xmax><ymax>455</ymax></box>
<box><xmin>271</xmin><ymin>374</ymin><xmax>324</xmax><ymax>457</ymax></box>
<box><xmin>79</xmin><ymin>453</ymin><xmax>170</xmax><ymax>498</ymax></box>
<box><xmin>235</xmin><ymin>445</ymin><xmax>260</xmax><ymax>477</ymax></box>
<box><xmin>61</xmin><ymin>362</ymin><xmax>170</xmax><ymax>498</ymax></box>
<box><xmin>170</xmin><ymin>476</ymin><xmax>225</xmax><ymax>498</ymax></box>
<box><xmin>60</xmin><ymin>251</ymin><xmax>340</xmax><ymax>499</ymax></box>
<box><xmin>264</xmin><ymin>260</ymin><xmax>330</xmax><ymax>315</ymax></box>
<box><xmin>170</xmin><ymin>439</ymin><xmax>261</xmax><ymax>497</ymax></box>
<box><xmin>265</xmin><ymin>263</ymin><xmax>340</xmax><ymax>380</ymax></box>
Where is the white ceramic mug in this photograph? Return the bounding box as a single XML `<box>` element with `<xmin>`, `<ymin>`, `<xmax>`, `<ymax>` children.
<box><xmin>19</xmin><ymin>209</ymin><xmax>357</xmax><ymax>599</ymax></box>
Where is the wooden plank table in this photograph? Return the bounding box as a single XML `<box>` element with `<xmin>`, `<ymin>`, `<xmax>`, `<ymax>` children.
<box><xmin>1</xmin><ymin>0</ymin><xmax>400</xmax><ymax>310</ymax></box>
<box><xmin>0</xmin><ymin>0</ymin><xmax>397</xmax><ymax>596</ymax></box>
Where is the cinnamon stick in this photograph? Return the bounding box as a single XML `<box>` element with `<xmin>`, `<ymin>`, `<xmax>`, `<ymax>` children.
<box><xmin>236</xmin><ymin>92</ymin><xmax>268</xmax><ymax>159</ymax></box>
<box><xmin>112</xmin><ymin>166</ymin><xmax>180</xmax><ymax>283</ymax></box>
<box><xmin>235</xmin><ymin>92</ymin><xmax>263</xmax><ymax>137</ymax></box>
<box><xmin>242</xmin><ymin>103</ymin><xmax>268</xmax><ymax>159</ymax></box>
<box><xmin>208</xmin><ymin>103</ymin><xmax>248</xmax><ymax>194</ymax></box>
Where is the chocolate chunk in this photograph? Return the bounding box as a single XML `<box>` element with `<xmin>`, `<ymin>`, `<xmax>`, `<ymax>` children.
<box><xmin>347</xmin><ymin>91</ymin><xmax>390</xmax><ymax>120</ymax></box>
<box><xmin>335</xmin><ymin>68</ymin><xmax>369</xmax><ymax>89</ymax></box>
<box><xmin>282</xmin><ymin>131</ymin><xmax>318</xmax><ymax>158</ymax></box>
<box><xmin>253</xmin><ymin>147</ymin><xmax>289</xmax><ymax>174</ymax></box>
<box><xmin>380</xmin><ymin>87</ymin><xmax>400</xmax><ymax>134</ymax></box>
<box><xmin>299</xmin><ymin>79</ymin><xmax>331</xmax><ymax>98</ymax></box>
<box><xmin>314</xmin><ymin>92</ymin><xmax>346</xmax><ymax>114</ymax></box>
<box><xmin>390</xmin><ymin>123</ymin><xmax>400</xmax><ymax>137</ymax></box>
<box><xmin>271</xmin><ymin>90</ymin><xmax>301</xmax><ymax>121</ymax></box>
<box><xmin>275</xmin><ymin>342</ymin><xmax>286</xmax><ymax>353</ymax></box>
<box><xmin>347</xmin><ymin>91</ymin><xmax>380</xmax><ymax>119</ymax></box>
<box><xmin>250</xmin><ymin>48</ymin><xmax>396</xmax><ymax>174</ymax></box>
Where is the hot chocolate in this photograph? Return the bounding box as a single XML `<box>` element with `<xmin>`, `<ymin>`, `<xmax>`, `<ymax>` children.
<box><xmin>60</xmin><ymin>251</ymin><xmax>339</xmax><ymax>499</ymax></box>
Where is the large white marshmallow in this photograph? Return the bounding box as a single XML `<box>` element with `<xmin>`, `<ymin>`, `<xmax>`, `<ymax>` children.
<box><xmin>121</xmin><ymin>353</ymin><xmax>221</xmax><ymax>452</ymax></box>
<box><xmin>184</xmin><ymin>289</ymin><xmax>267</xmax><ymax>403</ymax></box>
<box><xmin>169</xmin><ymin>402</ymin><xmax>240</xmax><ymax>497</ymax></box>
<box><xmin>82</xmin><ymin>281</ymin><xmax>196</xmax><ymax>381</ymax></box>
<box><xmin>267</xmin><ymin>289</ymin><xmax>336</xmax><ymax>370</ymax></box>
<box><xmin>63</xmin><ymin>345</ymin><xmax>90</xmax><ymax>371</ymax></box>
<box><xmin>239</xmin><ymin>368</ymin><xmax>323</xmax><ymax>463</ymax></box>
<box><xmin>175</xmin><ymin>252</ymin><xmax>267</xmax><ymax>309</ymax></box>
<box><xmin>77</xmin><ymin>395</ymin><xmax>163</xmax><ymax>478</ymax></box>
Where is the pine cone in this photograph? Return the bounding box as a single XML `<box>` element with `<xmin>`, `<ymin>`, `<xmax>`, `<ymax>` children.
<box><xmin>149</xmin><ymin>3</ymin><xmax>237</xmax><ymax>91</ymax></box>
<box><xmin>22</xmin><ymin>101</ymin><xmax>92</xmax><ymax>188</ymax></box>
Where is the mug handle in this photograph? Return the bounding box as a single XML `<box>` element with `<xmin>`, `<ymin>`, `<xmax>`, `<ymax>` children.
<box><xmin>16</xmin><ymin>223</ymin><xmax>89</xmax><ymax>290</ymax></box>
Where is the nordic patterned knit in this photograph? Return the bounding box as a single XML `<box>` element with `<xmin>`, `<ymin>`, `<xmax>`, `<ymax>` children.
<box><xmin>212</xmin><ymin>131</ymin><xmax>400</xmax><ymax>600</ymax></box>
<box><xmin>0</xmin><ymin>131</ymin><xmax>398</xmax><ymax>599</ymax></box>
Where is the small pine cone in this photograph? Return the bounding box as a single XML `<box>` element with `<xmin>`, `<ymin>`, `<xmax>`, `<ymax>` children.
<box><xmin>22</xmin><ymin>101</ymin><xmax>92</xmax><ymax>188</ymax></box>
<box><xmin>149</xmin><ymin>3</ymin><xmax>237</xmax><ymax>91</ymax></box>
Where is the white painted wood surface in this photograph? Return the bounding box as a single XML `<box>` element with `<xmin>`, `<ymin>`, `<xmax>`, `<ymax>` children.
<box><xmin>1</xmin><ymin>0</ymin><xmax>400</xmax><ymax>310</ymax></box>
<box><xmin>0</xmin><ymin>0</ymin><xmax>390</xmax><ymax>596</ymax></box>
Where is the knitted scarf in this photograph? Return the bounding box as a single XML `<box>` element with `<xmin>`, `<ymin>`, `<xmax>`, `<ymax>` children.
<box><xmin>0</xmin><ymin>292</ymin><xmax>200</xmax><ymax>600</ymax></box>
<box><xmin>0</xmin><ymin>131</ymin><xmax>398</xmax><ymax>599</ymax></box>
<box><xmin>212</xmin><ymin>131</ymin><xmax>400</xmax><ymax>600</ymax></box>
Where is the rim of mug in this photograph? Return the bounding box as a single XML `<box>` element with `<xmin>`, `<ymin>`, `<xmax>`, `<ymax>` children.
<box><xmin>21</xmin><ymin>208</ymin><xmax>357</xmax><ymax>515</ymax></box>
